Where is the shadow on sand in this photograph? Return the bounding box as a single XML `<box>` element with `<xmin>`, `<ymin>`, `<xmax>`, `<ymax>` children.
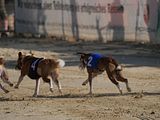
<box><xmin>0</xmin><ymin>91</ymin><xmax>160</xmax><ymax>102</ymax></box>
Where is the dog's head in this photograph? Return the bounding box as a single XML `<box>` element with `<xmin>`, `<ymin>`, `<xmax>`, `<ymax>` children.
<box><xmin>15</xmin><ymin>51</ymin><xmax>34</xmax><ymax>70</ymax></box>
<box><xmin>77</xmin><ymin>52</ymin><xmax>90</xmax><ymax>70</ymax></box>
<box><xmin>15</xmin><ymin>52</ymin><xmax>25</xmax><ymax>70</ymax></box>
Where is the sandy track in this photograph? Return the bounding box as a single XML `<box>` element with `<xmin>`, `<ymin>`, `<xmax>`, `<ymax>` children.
<box><xmin>0</xmin><ymin>38</ymin><xmax>160</xmax><ymax>120</ymax></box>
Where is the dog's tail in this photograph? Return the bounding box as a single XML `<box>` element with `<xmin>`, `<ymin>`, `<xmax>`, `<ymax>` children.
<box><xmin>108</xmin><ymin>57</ymin><xmax>122</xmax><ymax>71</ymax></box>
<box><xmin>57</xmin><ymin>59</ymin><xmax>65</xmax><ymax>68</ymax></box>
<box><xmin>116</xmin><ymin>65</ymin><xmax>122</xmax><ymax>71</ymax></box>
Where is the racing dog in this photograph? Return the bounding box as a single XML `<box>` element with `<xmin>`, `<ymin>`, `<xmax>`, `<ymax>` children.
<box><xmin>0</xmin><ymin>57</ymin><xmax>13</xmax><ymax>93</ymax></box>
<box><xmin>77</xmin><ymin>52</ymin><xmax>131</xmax><ymax>95</ymax></box>
<box><xmin>15</xmin><ymin>52</ymin><xmax>65</xmax><ymax>97</ymax></box>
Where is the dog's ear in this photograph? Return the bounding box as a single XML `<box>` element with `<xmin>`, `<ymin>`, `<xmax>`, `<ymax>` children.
<box><xmin>29</xmin><ymin>50</ymin><xmax>34</xmax><ymax>56</ymax></box>
<box><xmin>76</xmin><ymin>52</ymin><xmax>86</xmax><ymax>56</ymax></box>
<box><xmin>18</xmin><ymin>52</ymin><xmax>22</xmax><ymax>57</ymax></box>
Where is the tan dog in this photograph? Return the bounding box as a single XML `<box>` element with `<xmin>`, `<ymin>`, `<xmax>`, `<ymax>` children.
<box><xmin>77</xmin><ymin>52</ymin><xmax>131</xmax><ymax>95</ymax></box>
<box><xmin>0</xmin><ymin>57</ymin><xmax>13</xmax><ymax>93</ymax></box>
<box><xmin>15</xmin><ymin>52</ymin><xmax>65</xmax><ymax>97</ymax></box>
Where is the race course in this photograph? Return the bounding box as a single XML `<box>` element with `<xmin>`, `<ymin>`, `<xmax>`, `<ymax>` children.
<box><xmin>0</xmin><ymin>38</ymin><xmax>160</xmax><ymax>120</ymax></box>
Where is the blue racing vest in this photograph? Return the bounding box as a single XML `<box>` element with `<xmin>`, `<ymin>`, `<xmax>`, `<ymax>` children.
<box><xmin>87</xmin><ymin>53</ymin><xmax>103</xmax><ymax>69</ymax></box>
<box><xmin>28</xmin><ymin>58</ymin><xmax>43</xmax><ymax>79</ymax></box>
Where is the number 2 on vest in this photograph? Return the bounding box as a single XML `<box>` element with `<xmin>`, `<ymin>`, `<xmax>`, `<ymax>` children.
<box><xmin>87</xmin><ymin>56</ymin><xmax>93</xmax><ymax>67</ymax></box>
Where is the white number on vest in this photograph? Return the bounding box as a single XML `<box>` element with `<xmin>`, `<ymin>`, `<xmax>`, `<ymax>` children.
<box><xmin>87</xmin><ymin>56</ymin><xmax>93</xmax><ymax>67</ymax></box>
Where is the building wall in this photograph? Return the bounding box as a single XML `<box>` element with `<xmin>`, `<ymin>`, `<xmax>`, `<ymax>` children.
<box><xmin>15</xmin><ymin>0</ymin><xmax>159</xmax><ymax>42</ymax></box>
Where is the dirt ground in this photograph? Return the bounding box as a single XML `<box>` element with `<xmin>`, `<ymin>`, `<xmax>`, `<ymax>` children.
<box><xmin>0</xmin><ymin>38</ymin><xmax>160</xmax><ymax>120</ymax></box>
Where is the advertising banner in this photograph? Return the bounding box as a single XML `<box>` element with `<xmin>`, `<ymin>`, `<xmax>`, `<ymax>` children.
<box><xmin>15</xmin><ymin>0</ymin><xmax>158</xmax><ymax>42</ymax></box>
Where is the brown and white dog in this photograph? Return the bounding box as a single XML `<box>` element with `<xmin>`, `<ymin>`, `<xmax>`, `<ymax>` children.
<box><xmin>77</xmin><ymin>52</ymin><xmax>131</xmax><ymax>95</ymax></box>
<box><xmin>0</xmin><ymin>57</ymin><xmax>13</xmax><ymax>93</ymax></box>
<box><xmin>15</xmin><ymin>52</ymin><xmax>65</xmax><ymax>97</ymax></box>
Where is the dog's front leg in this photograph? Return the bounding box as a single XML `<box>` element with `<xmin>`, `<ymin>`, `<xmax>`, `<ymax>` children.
<box><xmin>14</xmin><ymin>75</ymin><xmax>24</xmax><ymax>89</ymax></box>
<box><xmin>0</xmin><ymin>83</ymin><xmax>9</xmax><ymax>93</ymax></box>
<box><xmin>33</xmin><ymin>79</ymin><xmax>40</xmax><ymax>97</ymax></box>
<box><xmin>82</xmin><ymin>73</ymin><xmax>97</xmax><ymax>86</ymax></box>
<box><xmin>49</xmin><ymin>78</ymin><xmax>54</xmax><ymax>93</ymax></box>
<box><xmin>88</xmin><ymin>73</ymin><xmax>93</xmax><ymax>95</ymax></box>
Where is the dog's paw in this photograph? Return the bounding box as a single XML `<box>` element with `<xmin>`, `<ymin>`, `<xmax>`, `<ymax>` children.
<box><xmin>82</xmin><ymin>80</ymin><xmax>88</xmax><ymax>86</ymax></box>
<box><xmin>50</xmin><ymin>88</ymin><xmax>54</xmax><ymax>93</ymax></box>
<box><xmin>119</xmin><ymin>90</ymin><xmax>123</xmax><ymax>95</ymax></box>
<box><xmin>4</xmin><ymin>90</ymin><xmax>9</xmax><ymax>93</ymax></box>
<box><xmin>59</xmin><ymin>90</ymin><xmax>62</xmax><ymax>95</ymax></box>
<box><xmin>14</xmin><ymin>85</ymin><xmax>19</xmax><ymax>89</ymax></box>
<box><xmin>10</xmin><ymin>83</ymin><xmax>14</xmax><ymax>87</ymax></box>
<box><xmin>32</xmin><ymin>94</ymin><xmax>38</xmax><ymax>97</ymax></box>
<box><xmin>86</xmin><ymin>92</ymin><xmax>93</xmax><ymax>97</ymax></box>
<box><xmin>82</xmin><ymin>84</ymin><xmax>85</xmax><ymax>86</ymax></box>
<box><xmin>127</xmin><ymin>87</ymin><xmax>131</xmax><ymax>92</ymax></box>
<box><xmin>82</xmin><ymin>83</ymin><xmax>87</xmax><ymax>86</ymax></box>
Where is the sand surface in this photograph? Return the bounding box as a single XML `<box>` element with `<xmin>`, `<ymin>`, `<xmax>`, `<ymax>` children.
<box><xmin>0</xmin><ymin>38</ymin><xmax>160</xmax><ymax>120</ymax></box>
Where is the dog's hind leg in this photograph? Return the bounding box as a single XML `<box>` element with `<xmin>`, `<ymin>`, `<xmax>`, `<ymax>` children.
<box><xmin>0</xmin><ymin>83</ymin><xmax>9</xmax><ymax>93</ymax></box>
<box><xmin>33</xmin><ymin>79</ymin><xmax>40</xmax><ymax>97</ymax></box>
<box><xmin>42</xmin><ymin>77</ymin><xmax>53</xmax><ymax>92</ymax></box>
<box><xmin>51</xmin><ymin>72</ymin><xmax>62</xmax><ymax>94</ymax></box>
<box><xmin>106</xmin><ymin>63</ymin><xmax>123</xmax><ymax>94</ymax></box>
<box><xmin>106</xmin><ymin>68</ymin><xmax>122</xmax><ymax>94</ymax></box>
<box><xmin>115</xmin><ymin>71</ymin><xmax>131</xmax><ymax>92</ymax></box>
<box><xmin>108</xmin><ymin>74</ymin><xmax>122</xmax><ymax>94</ymax></box>
<box><xmin>53</xmin><ymin>78</ymin><xmax>62</xmax><ymax>94</ymax></box>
